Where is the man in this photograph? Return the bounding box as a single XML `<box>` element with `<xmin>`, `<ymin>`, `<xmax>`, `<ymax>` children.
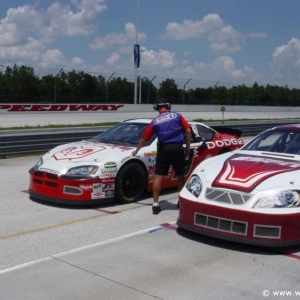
<box><xmin>132</xmin><ymin>102</ymin><xmax>191</xmax><ymax>214</ymax></box>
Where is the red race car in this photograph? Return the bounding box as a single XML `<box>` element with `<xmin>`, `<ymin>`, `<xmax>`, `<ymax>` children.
<box><xmin>178</xmin><ymin>124</ymin><xmax>300</xmax><ymax>247</ymax></box>
<box><xmin>29</xmin><ymin>119</ymin><xmax>244</xmax><ymax>205</ymax></box>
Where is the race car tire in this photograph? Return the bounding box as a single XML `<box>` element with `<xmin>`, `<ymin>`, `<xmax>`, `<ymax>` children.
<box><xmin>116</xmin><ymin>162</ymin><xmax>147</xmax><ymax>203</ymax></box>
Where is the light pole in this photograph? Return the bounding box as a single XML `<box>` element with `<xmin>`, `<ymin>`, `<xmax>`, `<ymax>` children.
<box><xmin>183</xmin><ymin>79</ymin><xmax>191</xmax><ymax>104</ymax></box>
<box><xmin>134</xmin><ymin>0</ymin><xmax>139</xmax><ymax>104</ymax></box>
<box><xmin>106</xmin><ymin>72</ymin><xmax>115</xmax><ymax>103</ymax></box>
<box><xmin>147</xmin><ymin>75</ymin><xmax>156</xmax><ymax>103</ymax></box>
<box><xmin>211</xmin><ymin>80</ymin><xmax>220</xmax><ymax>104</ymax></box>
<box><xmin>139</xmin><ymin>48</ymin><xmax>145</xmax><ymax>103</ymax></box>
<box><xmin>54</xmin><ymin>68</ymin><xmax>63</xmax><ymax>103</ymax></box>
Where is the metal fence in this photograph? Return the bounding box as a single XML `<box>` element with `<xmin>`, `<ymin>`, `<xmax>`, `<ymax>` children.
<box><xmin>0</xmin><ymin>120</ymin><xmax>299</xmax><ymax>159</ymax></box>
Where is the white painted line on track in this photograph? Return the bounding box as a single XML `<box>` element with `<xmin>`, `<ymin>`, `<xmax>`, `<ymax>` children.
<box><xmin>0</xmin><ymin>221</ymin><xmax>176</xmax><ymax>275</ymax></box>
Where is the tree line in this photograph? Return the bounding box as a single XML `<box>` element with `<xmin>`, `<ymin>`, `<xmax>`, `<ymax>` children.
<box><xmin>0</xmin><ymin>64</ymin><xmax>299</xmax><ymax>106</ymax></box>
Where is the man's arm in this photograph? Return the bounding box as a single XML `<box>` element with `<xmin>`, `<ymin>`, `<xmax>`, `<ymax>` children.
<box><xmin>184</xmin><ymin>128</ymin><xmax>192</xmax><ymax>160</ymax></box>
<box><xmin>132</xmin><ymin>138</ymin><xmax>146</xmax><ymax>156</ymax></box>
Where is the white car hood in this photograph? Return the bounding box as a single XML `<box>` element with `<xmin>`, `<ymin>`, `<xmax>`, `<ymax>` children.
<box><xmin>40</xmin><ymin>140</ymin><xmax>133</xmax><ymax>172</ymax></box>
<box><xmin>199</xmin><ymin>150</ymin><xmax>300</xmax><ymax>193</ymax></box>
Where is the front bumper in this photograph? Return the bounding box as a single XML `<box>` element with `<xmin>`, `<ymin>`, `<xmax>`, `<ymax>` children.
<box><xmin>177</xmin><ymin>197</ymin><xmax>300</xmax><ymax>247</ymax></box>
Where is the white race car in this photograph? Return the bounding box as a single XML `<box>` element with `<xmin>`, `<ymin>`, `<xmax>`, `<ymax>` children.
<box><xmin>177</xmin><ymin>124</ymin><xmax>300</xmax><ymax>247</ymax></box>
<box><xmin>29</xmin><ymin>119</ymin><xmax>243</xmax><ymax>205</ymax></box>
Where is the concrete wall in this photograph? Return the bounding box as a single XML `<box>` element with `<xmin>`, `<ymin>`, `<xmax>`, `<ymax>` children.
<box><xmin>0</xmin><ymin>103</ymin><xmax>300</xmax><ymax>113</ymax></box>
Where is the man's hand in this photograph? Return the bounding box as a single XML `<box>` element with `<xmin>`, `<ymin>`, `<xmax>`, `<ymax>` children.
<box><xmin>132</xmin><ymin>149</ymin><xmax>138</xmax><ymax>156</ymax></box>
<box><xmin>184</xmin><ymin>147</ymin><xmax>190</xmax><ymax>160</ymax></box>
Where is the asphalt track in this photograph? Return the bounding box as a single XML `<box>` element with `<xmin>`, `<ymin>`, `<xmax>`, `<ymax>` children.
<box><xmin>1</xmin><ymin>113</ymin><xmax>300</xmax><ymax>300</ymax></box>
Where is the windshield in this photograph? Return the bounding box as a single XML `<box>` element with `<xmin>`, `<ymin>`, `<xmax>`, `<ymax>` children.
<box><xmin>92</xmin><ymin>122</ymin><xmax>157</xmax><ymax>146</ymax></box>
<box><xmin>242</xmin><ymin>129</ymin><xmax>300</xmax><ymax>154</ymax></box>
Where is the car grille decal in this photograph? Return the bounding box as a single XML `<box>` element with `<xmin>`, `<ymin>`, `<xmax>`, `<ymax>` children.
<box><xmin>254</xmin><ymin>225</ymin><xmax>281</xmax><ymax>239</ymax></box>
<box><xmin>33</xmin><ymin>171</ymin><xmax>58</xmax><ymax>187</ymax></box>
<box><xmin>212</xmin><ymin>154</ymin><xmax>300</xmax><ymax>192</ymax></box>
<box><xmin>205</xmin><ymin>188</ymin><xmax>252</xmax><ymax>205</ymax></box>
<box><xmin>194</xmin><ymin>213</ymin><xmax>247</xmax><ymax>235</ymax></box>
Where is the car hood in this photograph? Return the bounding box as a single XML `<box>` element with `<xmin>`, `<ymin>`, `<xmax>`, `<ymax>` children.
<box><xmin>42</xmin><ymin>140</ymin><xmax>133</xmax><ymax>167</ymax></box>
<box><xmin>200</xmin><ymin>150</ymin><xmax>300</xmax><ymax>193</ymax></box>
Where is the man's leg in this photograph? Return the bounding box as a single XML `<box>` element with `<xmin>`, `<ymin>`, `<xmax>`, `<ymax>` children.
<box><xmin>176</xmin><ymin>174</ymin><xmax>185</xmax><ymax>192</ymax></box>
<box><xmin>153</xmin><ymin>174</ymin><xmax>163</xmax><ymax>203</ymax></box>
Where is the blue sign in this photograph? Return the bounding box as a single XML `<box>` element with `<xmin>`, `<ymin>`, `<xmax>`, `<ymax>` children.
<box><xmin>134</xmin><ymin>44</ymin><xmax>140</xmax><ymax>68</ymax></box>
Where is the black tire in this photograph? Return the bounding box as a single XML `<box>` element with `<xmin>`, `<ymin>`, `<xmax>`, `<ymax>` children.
<box><xmin>115</xmin><ymin>162</ymin><xmax>147</xmax><ymax>203</ymax></box>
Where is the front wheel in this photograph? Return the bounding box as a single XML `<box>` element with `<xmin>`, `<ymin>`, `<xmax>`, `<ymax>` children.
<box><xmin>115</xmin><ymin>162</ymin><xmax>147</xmax><ymax>203</ymax></box>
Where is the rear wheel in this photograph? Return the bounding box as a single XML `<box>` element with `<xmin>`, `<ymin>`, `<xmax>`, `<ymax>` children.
<box><xmin>115</xmin><ymin>162</ymin><xmax>147</xmax><ymax>203</ymax></box>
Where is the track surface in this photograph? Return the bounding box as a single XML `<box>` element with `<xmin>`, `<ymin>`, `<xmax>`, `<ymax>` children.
<box><xmin>1</xmin><ymin>114</ymin><xmax>300</xmax><ymax>300</ymax></box>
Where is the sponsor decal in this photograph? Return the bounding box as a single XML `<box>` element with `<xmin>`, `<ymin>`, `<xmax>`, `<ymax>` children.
<box><xmin>0</xmin><ymin>104</ymin><xmax>124</xmax><ymax>112</ymax></box>
<box><xmin>105</xmin><ymin>190</ymin><xmax>114</xmax><ymax>197</ymax></box>
<box><xmin>212</xmin><ymin>154</ymin><xmax>300</xmax><ymax>192</ymax></box>
<box><xmin>103</xmin><ymin>183</ymin><xmax>114</xmax><ymax>190</ymax></box>
<box><xmin>93</xmin><ymin>183</ymin><xmax>103</xmax><ymax>192</ymax></box>
<box><xmin>91</xmin><ymin>191</ymin><xmax>105</xmax><ymax>199</ymax></box>
<box><xmin>147</xmin><ymin>165</ymin><xmax>155</xmax><ymax>173</ymax></box>
<box><xmin>147</xmin><ymin>157</ymin><xmax>156</xmax><ymax>163</ymax></box>
<box><xmin>121</xmin><ymin>156</ymin><xmax>132</xmax><ymax>163</ymax></box>
<box><xmin>153</xmin><ymin>113</ymin><xmax>177</xmax><ymax>125</ymax></box>
<box><xmin>101</xmin><ymin>167</ymin><xmax>117</xmax><ymax>174</ymax></box>
<box><xmin>101</xmin><ymin>178</ymin><xmax>115</xmax><ymax>183</ymax></box>
<box><xmin>38</xmin><ymin>168</ymin><xmax>59</xmax><ymax>175</ymax></box>
<box><xmin>79</xmin><ymin>185</ymin><xmax>93</xmax><ymax>190</ymax></box>
<box><xmin>144</xmin><ymin>151</ymin><xmax>157</xmax><ymax>158</ymax></box>
<box><xmin>54</xmin><ymin>144</ymin><xmax>106</xmax><ymax>160</ymax></box>
<box><xmin>104</xmin><ymin>161</ymin><xmax>117</xmax><ymax>168</ymax></box>
<box><xmin>99</xmin><ymin>173</ymin><xmax>116</xmax><ymax>178</ymax></box>
<box><xmin>205</xmin><ymin>138</ymin><xmax>243</xmax><ymax>150</ymax></box>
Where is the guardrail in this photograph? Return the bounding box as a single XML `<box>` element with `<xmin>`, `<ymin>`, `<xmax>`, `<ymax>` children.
<box><xmin>0</xmin><ymin>120</ymin><xmax>299</xmax><ymax>159</ymax></box>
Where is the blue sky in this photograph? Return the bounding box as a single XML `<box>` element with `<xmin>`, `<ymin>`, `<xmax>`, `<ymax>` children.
<box><xmin>0</xmin><ymin>0</ymin><xmax>300</xmax><ymax>89</ymax></box>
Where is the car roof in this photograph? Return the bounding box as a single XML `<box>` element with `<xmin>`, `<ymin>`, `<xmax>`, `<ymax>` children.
<box><xmin>123</xmin><ymin>118</ymin><xmax>202</xmax><ymax>125</ymax></box>
<box><xmin>272</xmin><ymin>124</ymin><xmax>300</xmax><ymax>131</ymax></box>
<box><xmin>123</xmin><ymin>118</ymin><xmax>152</xmax><ymax>124</ymax></box>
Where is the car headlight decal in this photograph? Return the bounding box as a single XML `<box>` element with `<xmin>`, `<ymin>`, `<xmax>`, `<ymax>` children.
<box><xmin>66</xmin><ymin>166</ymin><xmax>98</xmax><ymax>176</ymax></box>
<box><xmin>253</xmin><ymin>190</ymin><xmax>300</xmax><ymax>208</ymax></box>
<box><xmin>35</xmin><ymin>158</ymin><xmax>43</xmax><ymax>168</ymax></box>
<box><xmin>185</xmin><ymin>174</ymin><xmax>202</xmax><ymax>198</ymax></box>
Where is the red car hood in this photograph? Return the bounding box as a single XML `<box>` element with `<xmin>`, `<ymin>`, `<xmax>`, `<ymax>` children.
<box><xmin>211</xmin><ymin>153</ymin><xmax>300</xmax><ymax>192</ymax></box>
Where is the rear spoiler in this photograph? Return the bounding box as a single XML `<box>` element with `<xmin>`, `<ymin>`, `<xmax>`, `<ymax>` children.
<box><xmin>211</xmin><ymin>126</ymin><xmax>242</xmax><ymax>138</ymax></box>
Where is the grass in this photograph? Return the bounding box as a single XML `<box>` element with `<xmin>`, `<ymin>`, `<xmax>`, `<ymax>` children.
<box><xmin>1</xmin><ymin>117</ymin><xmax>299</xmax><ymax>131</ymax></box>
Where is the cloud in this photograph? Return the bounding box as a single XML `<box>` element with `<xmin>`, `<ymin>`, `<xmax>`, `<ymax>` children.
<box><xmin>141</xmin><ymin>48</ymin><xmax>177</xmax><ymax>69</ymax></box>
<box><xmin>193</xmin><ymin>56</ymin><xmax>246</xmax><ymax>80</ymax></box>
<box><xmin>42</xmin><ymin>0</ymin><xmax>107</xmax><ymax>39</ymax></box>
<box><xmin>270</xmin><ymin>38</ymin><xmax>300</xmax><ymax>84</ymax></box>
<box><xmin>0</xmin><ymin>37</ymin><xmax>45</xmax><ymax>63</ymax></box>
<box><xmin>90</xmin><ymin>22</ymin><xmax>146</xmax><ymax>50</ymax></box>
<box><xmin>161</xmin><ymin>14</ymin><xmax>240</xmax><ymax>42</ymax></box>
<box><xmin>39</xmin><ymin>49</ymin><xmax>66</xmax><ymax>68</ymax></box>
<box><xmin>209</xmin><ymin>42</ymin><xmax>242</xmax><ymax>54</ymax></box>
<box><xmin>106</xmin><ymin>53</ymin><xmax>120</xmax><ymax>66</ymax></box>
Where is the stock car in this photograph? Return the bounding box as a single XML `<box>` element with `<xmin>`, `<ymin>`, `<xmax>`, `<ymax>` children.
<box><xmin>29</xmin><ymin>119</ymin><xmax>244</xmax><ymax>205</ymax></box>
<box><xmin>177</xmin><ymin>124</ymin><xmax>300</xmax><ymax>247</ymax></box>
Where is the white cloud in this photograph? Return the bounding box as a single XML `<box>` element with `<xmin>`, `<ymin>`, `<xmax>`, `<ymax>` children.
<box><xmin>209</xmin><ymin>42</ymin><xmax>242</xmax><ymax>54</ymax></box>
<box><xmin>42</xmin><ymin>0</ymin><xmax>107</xmax><ymax>39</ymax></box>
<box><xmin>193</xmin><ymin>56</ymin><xmax>246</xmax><ymax>80</ymax></box>
<box><xmin>90</xmin><ymin>23</ymin><xmax>146</xmax><ymax>50</ymax></box>
<box><xmin>39</xmin><ymin>49</ymin><xmax>66</xmax><ymax>68</ymax></box>
<box><xmin>270</xmin><ymin>38</ymin><xmax>300</xmax><ymax>85</ymax></box>
<box><xmin>106</xmin><ymin>53</ymin><xmax>120</xmax><ymax>66</ymax></box>
<box><xmin>142</xmin><ymin>49</ymin><xmax>177</xmax><ymax>69</ymax></box>
<box><xmin>0</xmin><ymin>37</ymin><xmax>45</xmax><ymax>63</ymax></box>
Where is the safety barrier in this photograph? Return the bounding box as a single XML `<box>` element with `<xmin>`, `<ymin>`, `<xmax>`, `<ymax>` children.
<box><xmin>0</xmin><ymin>120</ymin><xmax>299</xmax><ymax>159</ymax></box>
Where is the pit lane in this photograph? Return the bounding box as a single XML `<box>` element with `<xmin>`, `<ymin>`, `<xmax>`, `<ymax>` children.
<box><xmin>1</xmin><ymin>121</ymin><xmax>300</xmax><ymax>299</ymax></box>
